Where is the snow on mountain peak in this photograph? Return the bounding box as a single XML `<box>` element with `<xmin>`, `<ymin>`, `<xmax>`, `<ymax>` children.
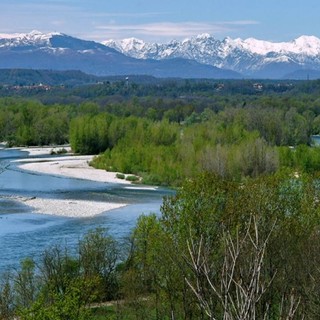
<box><xmin>103</xmin><ymin>37</ymin><xmax>159</xmax><ymax>59</ymax></box>
<box><xmin>103</xmin><ymin>33</ymin><xmax>320</xmax><ymax>58</ymax></box>
<box><xmin>239</xmin><ymin>35</ymin><xmax>320</xmax><ymax>56</ymax></box>
<box><xmin>120</xmin><ymin>37</ymin><xmax>146</xmax><ymax>51</ymax></box>
<box><xmin>291</xmin><ymin>35</ymin><xmax>320</xmax><ymax>54</ymax></box>
<box><xmin>0</xmin><ymin>32</ymin><xmax>25</xmax><ymax>39</ymax></box>
<box><xmin>241</xmin><ymin>38</ymin><xmax>285</xmax><ymax>55</ymax></box>
<box><xmin>294</xmin><ymin>35</ymin><xmax>320</xmax><ymax>45</ymax></box>
<box><xmin>1</xmin><ymin>31</ymin><xmax>319</xmax><ymax>78</ymax></box>
<box><xmin>196</xmin><ymin>33</ymin><xmax>212</xmax><ymax>40</ymax></box>
<box><xmin>28</xmin><ymin>30</ymin><xmax>62</xmax><ymax>38</ymax></box>
<box><xmin>0</xmin><ymin>30</ymin><xmax>64</xmax><ymax>50</ymax></box>
<box><xmin>0</xmin><ymin>30</ymin><xmax>61</xmax><ymax>41</ymax></box>
<box><xmin>101</xmin><ymin>33</ymin><xmax>320</xmax><ymax>77</ymax></box>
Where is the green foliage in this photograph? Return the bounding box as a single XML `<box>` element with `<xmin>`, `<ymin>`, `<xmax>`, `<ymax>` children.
<box><xmin>90</xmin><ymin>113</ymin><xmax>281</xmax><ymax>185</ymax></box>
<box><xmin>115</xmin><ymin>173</ymin><xmax>125</xmax><ymax>179</ymax></box>
<box><xmin>79</xmin><ymin>228</ymin><xmax>119</xmax><ymax>301</ymax></box>
<box><xmin>5</xmin><ymin>79</ymin><xmax>320</xmax><ymax>319</ymax></box>
<box><xmin>124</xmin><ymin>172</ymin><xmax>320</xmax><ymax>319</ymax></box>
<box><xmin>18</xmin><ymin>283</ymin><xmax>92</xmax><ymax>320</ymax></box>
<box><xmin>2</xmin><ymin>80</ymin><xmax>320</xmax><ymax>186</ymax></box>
<box><xmin>0</xmin><ymin>228</ymin><xmax>120</xmax><ymax>320</ymax></box>
<box><xmin>14</xmin><ymin>258</ymin><xmax>38</xmax><ymax>309</ymax></box>
<box><xmin>279</xmin><ymin>144</ymin><xmax>320</xmax><ymax>173</ymax></box>
<box><xmin>0</xmin><ymin>99</ymin><xmax>71</xmax><ymax>146</ymax></box>
<box><xmin>2</xmin><ymin>173</ymin><xmax>320</xmax><ymax>319</ymax></box>
<box><xmin>125</xmin><ymin>175</ymin><xmax>140</xmax><ymax>182</ymax></box>
<box><xmin>70</xmin><ymin>113</ymin><xmax>113</xmax><ymax>154</ymax></box>
<box><xmin>0</xmin><ymin>69</ymin><xmax>100</xmax><ymax>87</ymax></box>
<box><xmin>89</xmin><ymin>117</ymin><xmax>182</xmax><ymax>185</ymax></box>
<box><xmin>0</xmin><ymin>273</ymin><xmax>15</xmax><ymax>319</ymax></box>
<box><xmin>121</xmin><ymin>214</ymin><xmax>182</xmax><ymax>319</ymax></box>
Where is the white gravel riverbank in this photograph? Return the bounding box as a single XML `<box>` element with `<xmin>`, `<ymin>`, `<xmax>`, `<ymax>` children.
<box><xmin>14</xmin><ymin>155</ymin><xmax>131</xmax><ymax>185</ymax></box>
<box><xmin>10</xmin><ymin>147</ymin><xmax>131</xmax><ymax>217</ymax></box>
<box><xmin>19</xmin><ymin>197</ymin><xmax>127</xmax><ymax>217</ymax></box>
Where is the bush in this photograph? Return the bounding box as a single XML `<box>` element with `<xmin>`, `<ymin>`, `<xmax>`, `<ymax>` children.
<box><xmin>125</xmin><ymin>175</ymin><xmax>140</xmax><ymax>182</ymax></box>
<box><xmin>116</xmin><ymin>173</ymin><xmax>125</xmax><ymax>179</ymax></box>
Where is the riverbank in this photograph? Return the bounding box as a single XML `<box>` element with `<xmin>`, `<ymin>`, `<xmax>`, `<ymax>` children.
<box><xmin>21</xmin><ymin>145</ymin><xmax>72</xmax><ymax>156</ymax></box>
<box><xmin>14</xmin><ymin>146</ymin><xmax>131</xmax><ymax>185</ymax></box>
<box><xmin>8</xmin><ymin>196</ymin><xmax>127</xmax><ymax>218</ymax></box>
<box><xmin>15</xmin><ymin>155</ymin><xmax>131</xmax><ymax>185</ymax></box>
<box><xmin>9</xmin><ymin>146</ymin><xmax>133</xmax><ymax>217</ymax></box>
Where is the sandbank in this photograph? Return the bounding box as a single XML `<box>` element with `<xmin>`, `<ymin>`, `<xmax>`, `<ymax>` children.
<box><xmin>14</xmin><ymin>155</ymin><xmax>131</xmax><ymax>185</ymax></box>
<box><xmin>20</xmin><ymin>145</ymin><xmax>72</xmax><ymax>156</ymax></box>
<box><xmin>7</xmin><ymin>147</ymin><xmax>156</xmax><ymax>217</ymax></box>
<box><xmin>10</xmin><ymin>148</ymin><xmax>131</xmax><ymax>217</ymax></box>
<box><xmin>22</xmin><ymin>197</ymin><xmax>126</xmax><ymax>217</ymax></box>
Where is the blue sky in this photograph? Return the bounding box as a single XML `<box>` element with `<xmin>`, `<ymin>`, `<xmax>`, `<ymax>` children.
<box><xmin>1</xmin><ymin>0</ymin><xmax>320</xmax><ymax>42</ymax></box>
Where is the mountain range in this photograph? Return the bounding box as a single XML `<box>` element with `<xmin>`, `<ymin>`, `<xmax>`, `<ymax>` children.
<box><xmin>0</xmin><ymin>31</ymin><xmax>240</xmax><ymax>79</ymax></box>
<box><xmin>104</xmin><ymin>34</ymin><xmax>320</xmax><ymax>79</ymax></box>
<box><xmin>0</xmin><ymin>31</ymin><xmax>320</xmax><ymax>79</ymax></box>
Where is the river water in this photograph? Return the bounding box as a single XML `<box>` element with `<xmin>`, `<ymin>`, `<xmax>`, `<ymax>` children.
<box><xmin>0</xmin><ymin>147</ymin><xmax>173</xmax><ymax>272</ymax></box>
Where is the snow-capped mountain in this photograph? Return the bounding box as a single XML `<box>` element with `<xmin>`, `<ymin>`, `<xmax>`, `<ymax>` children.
<box><xmin>0</xmin><ymin>30</ymin><xmax>61</xmax><ymax>48</ymax></box>
<box><xmin>3</xmin><ymin>30</ymin><xmax>320</xmax><ymax>79</ymax></box>
<box><xmin>103</xmin><ymin>34</ymin><xmax>320</xmax><ymax>78</ymax></box>
<box><xmin>0</xmin><ymin>31</ymin><xmax>241</xmax><ymax>79</ymax></box>
<box><xmin>0</xmin><ymin>30</ymin><xmax>114</xmax><ymax>54</ymax></box>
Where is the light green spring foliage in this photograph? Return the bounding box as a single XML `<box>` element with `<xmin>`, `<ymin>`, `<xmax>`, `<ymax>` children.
<box><xmin>0</xmin><ymin>99</ymin><xmax>71</xmax><ymax>146</ymax></box>
<box><xmin>126</xmin><ymin>172</ymin><xmax>320</xmax><ymax>319</ymax></box>
<box><xmin>0</xmin><ymin>95</ymin><xmax>320</xmax><ymax>186</ymax></box>
<box><xmin>80</xmin><ymin>112</ymin><xmax>279</xmax><ymax>185</ymax></box>
<box><xmin>0</xmin><ymin>228</ymin><xmax>119</xmax><ymax>320</ymax></box>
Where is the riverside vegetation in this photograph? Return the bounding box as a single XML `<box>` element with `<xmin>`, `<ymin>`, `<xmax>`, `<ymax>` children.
<box><xmin>1</xmin><ymin>79</ymin><xmax>320</xmax><ymax>318</ymax></box>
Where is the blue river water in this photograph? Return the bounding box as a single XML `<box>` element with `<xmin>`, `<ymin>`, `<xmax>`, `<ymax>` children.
<box><xmin>311</xmin><ymin>135</ymin><xmax>320</xmax><ymax>146</ymax></box>
<box><xmin>0</xmin><ymin>147</ymin><xmax>173</xmax><ymax>272</ymax></box>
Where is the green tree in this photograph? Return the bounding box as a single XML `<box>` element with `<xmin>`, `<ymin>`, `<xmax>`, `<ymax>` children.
<box><xmin>14</xmin><ymin>258</ymin><xmax>38</xmax><ymax>310</ymax></box>
<box><xmin>124</xmin><ymin>172</ymin><xmax>320</xmax><ymax>319</ymax></box>
<box><xmin>0</xmin><ymin>273</ymin><xmax>14</xmax><ymax>320</ymax></box>
<box><xmin>79</xmin><ymin>228</ymin><xmax>119</xmax><ymax>301</ymax></box>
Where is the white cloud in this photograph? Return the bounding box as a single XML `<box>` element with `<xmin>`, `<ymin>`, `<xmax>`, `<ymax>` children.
<box><xmin>94</xmin><ymin>20</ymin><xmax>259</xmax><ymax>42</ymax></box>
<box><xmin>88</xmin><ymin>12</ymin><xmax>172</xmax><ymax>18</ymax></box>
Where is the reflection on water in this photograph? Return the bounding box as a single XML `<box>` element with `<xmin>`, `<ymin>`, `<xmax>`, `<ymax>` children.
<box><xmin>311</xmin><ymin>135</ymin><xmax>320</xmax><ymax>146</ymax></box>
<box><xmin>0</xmin><ymin>148</ymin><xmax>173</xmax><ymax>272</ymax></box>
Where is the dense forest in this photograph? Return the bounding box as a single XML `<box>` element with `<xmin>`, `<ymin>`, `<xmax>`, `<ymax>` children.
<box><xmin>2</xmin><ymin>79</ymin><xmax>320</xmax><ymax>184</ymax></box>
<box><xmin>2</xmin><ymin>78</ymin><xmax>320</xmax><ymax>318</ymax></box>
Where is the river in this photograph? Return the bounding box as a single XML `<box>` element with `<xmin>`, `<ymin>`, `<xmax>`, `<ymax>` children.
<box><xmin>0</xmin><ymin>147</ymin><xmax>172</xmax><ymax>272</ymax></box>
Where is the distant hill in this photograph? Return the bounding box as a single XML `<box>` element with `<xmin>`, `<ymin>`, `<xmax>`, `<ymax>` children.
<box><xmin>283</xmin><ymin>69</ymin><xmax>320</xmax><ymax>80</ymax></box>
<box><xmin>0</xmin><ymin>69</ymin><xmax>182</xmax><ymax>87</ymax></box>
<box><xmin>0</xmin><ymin>69</ymin><xmax>100</xmax><ymax>86</ymax></box>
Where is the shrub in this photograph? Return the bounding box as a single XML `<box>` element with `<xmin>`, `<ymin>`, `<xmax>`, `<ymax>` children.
<box><xmin>125</xmin><ymin>175</ymin><xmax>140</xmax><ymax>182</ymax></box>
<box><xmin>116</xmin><ymin>173</ymin><xmax>125</xmax><ymax>179</ymax></box>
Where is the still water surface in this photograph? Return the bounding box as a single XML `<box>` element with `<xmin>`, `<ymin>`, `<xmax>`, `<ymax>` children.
<box><xmin>0</xmin><ymin>147</ymin><xmax>172</xmax><ymax>271</ymax></box>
